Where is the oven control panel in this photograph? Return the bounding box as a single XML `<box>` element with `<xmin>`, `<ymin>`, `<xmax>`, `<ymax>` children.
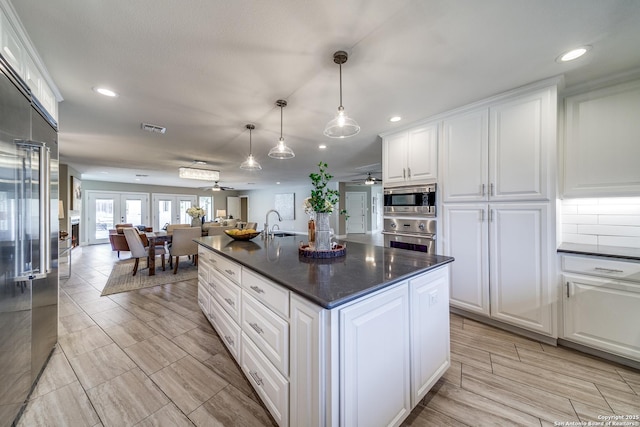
<box><xmin>383</xmin><ymin>218</ymin><xmax>436</xmax><ymax>236</ymax></box>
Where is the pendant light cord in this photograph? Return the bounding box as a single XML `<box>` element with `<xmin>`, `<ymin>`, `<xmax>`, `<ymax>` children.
<box><xmin>280</xmin><ymin>104</ymin><xmax>284</xmax><ymax>139</ymax></box>
<box><xmin>339</xmin><ymin>62</ymin><xmax>343</xmax><ymax>108</ymax></box>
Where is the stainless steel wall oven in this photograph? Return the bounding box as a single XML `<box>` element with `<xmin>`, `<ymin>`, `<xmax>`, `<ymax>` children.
<box><xmin>382</xmin><ymin>184</ymin><xmax>437</xmax><ymax>254</ymax></box>
<box><xmin>383</xmin><ymin>184</ymin><xmax>436</xmax><ymax>216</ymax></box>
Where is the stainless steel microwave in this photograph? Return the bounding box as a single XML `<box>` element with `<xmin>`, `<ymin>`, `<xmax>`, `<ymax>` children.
<box><xmin>383</xmin><ymin>184</ymin><xmax>436</xmax><ymax>216</ymax></box>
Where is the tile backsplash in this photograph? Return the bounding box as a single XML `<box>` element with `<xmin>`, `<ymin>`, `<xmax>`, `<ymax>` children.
<box><xmin>561</xmin><ymin>198</ymin><xmax>640</xmax><ymax>248</ymax></box>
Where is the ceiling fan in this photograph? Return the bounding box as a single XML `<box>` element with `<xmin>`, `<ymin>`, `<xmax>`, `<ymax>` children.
<box><xmin>351</xmin><ymin>172</ymin><xmax>381</xmax><ymax>185</ymax></box>
<box><xmin>201</xmin><ymin>181</ymin><xmax>234</xmax><ymax>192</ymax></box>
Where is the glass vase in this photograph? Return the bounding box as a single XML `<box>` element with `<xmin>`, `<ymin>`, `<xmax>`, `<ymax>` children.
<box><xmin>315</xmin><ymin>212</ymin><xmax>331</xmax><ymax>251</ymax></box>
<box><xmin>191</xmin><ymin>217</ymin><xmax>201</xmax><ymax>227</ymax></box>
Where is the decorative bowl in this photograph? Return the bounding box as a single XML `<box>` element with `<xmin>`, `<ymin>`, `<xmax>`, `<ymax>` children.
<box><xmin>224</xmin><ymin>229</ymin><xmax>261</xmax><ymax>241</ymax></box>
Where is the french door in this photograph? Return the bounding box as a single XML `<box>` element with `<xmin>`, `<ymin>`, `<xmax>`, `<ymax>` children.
<box><xmin>86</xmin><ymin>191</ymin><xmax>149</xmax><ymax>244</ymax></box>
<box><xmin>151</xmin><ymin>193</ymin><xmax>197</xmax><ymax>231</ymax></box>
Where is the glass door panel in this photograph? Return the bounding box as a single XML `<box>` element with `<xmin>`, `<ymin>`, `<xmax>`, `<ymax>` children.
<box><xmin>125</xmin><ymin>199</ymin><xmax>142</xmax><ymax>225</ymax></box>
<box><xmin>95</xmin><ymin>198</ymin><xmax>114</xmax><ymax>240</ymax></box>
<box><xmin>152</xmin><ymin>194</ymin><xmax>196</xmax><ymax>230</ymax></box>
<box><xmin>86</xmin><ymin>192</ymin><xmax>149</xmax><ymax>244</ymax></box>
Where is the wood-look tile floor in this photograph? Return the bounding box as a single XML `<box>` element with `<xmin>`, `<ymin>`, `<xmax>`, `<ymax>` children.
<box><xmin>18</xmin><ymin>244</ymin><xmax>640</xmax><ymax>427</ymax></box>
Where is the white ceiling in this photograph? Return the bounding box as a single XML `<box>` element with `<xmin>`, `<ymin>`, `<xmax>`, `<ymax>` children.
<box><xmin>10</xmin><ymin>0</ymin><xmax>640</xmax><ymax>190</ymax></box>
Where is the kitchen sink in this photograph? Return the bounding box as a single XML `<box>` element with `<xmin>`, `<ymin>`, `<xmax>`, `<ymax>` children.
<box><xmin>272</xmin><ymin>232</ymin><xmax>296</xmax><ymax>237</ymax></box>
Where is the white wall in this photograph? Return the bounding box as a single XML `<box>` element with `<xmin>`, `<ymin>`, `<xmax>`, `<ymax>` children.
<box><xmin>560</xmin><ymin>198</ymin><xmax>640</xmax><ymax>248</ymax></box>
<box><xmin>243</xmin><ymin>182</ymin><xmax>341</xmax><ymax>234</ymax></box>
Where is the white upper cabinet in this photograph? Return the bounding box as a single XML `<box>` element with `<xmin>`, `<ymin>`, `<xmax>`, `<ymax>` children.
<box><xmin>1</xmin><ymin>6</ymin><xmax>58</xmax><ymax>121</ymax></box>
<box><xmin>1</xmin><ymin>12</ymin><xmax>23</xmax><ymax>74</ymax></box>
<box><xmin>442</xmin><ymin>86</ymin><xmax>556</xmax><ymax>203</ymax></box>
<box><xmin>383</xmin><ymin>123</ymin><xmax>438</xmax><ymax>186</ymax></box>
<box><xmin>489</xmin><ymin>89</ymin><xmax>553</xmax><ymax>201</ymax></box>
<box><xmin>563</xmin><ymin>79</ymin><xmax>640</xmax><ymax>197</ymax></box>
<box><xmin>441</xmin><ymin>108</ymin><xmax>489</xmax><ymax>202</ymax></box>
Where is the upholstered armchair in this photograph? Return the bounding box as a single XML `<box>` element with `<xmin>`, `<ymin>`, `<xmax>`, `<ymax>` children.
<box><xmin>165</xmin><ymin>224</ymin><xmax>193</xmax><ymax>234</ymax></box>
<box><xmin>168</xmin><ymin>227</ymin><xmax>201</xmax><ymax>274</ymax></box>
<box><xmin>109</xmin><ymin>226</ymin><xmax>149</xmax><ymax>258</ymax></box>
<box><xmin>122</xmin><ymin>228</ymin><xmax>166</xmax><ymax>276</ymax></box>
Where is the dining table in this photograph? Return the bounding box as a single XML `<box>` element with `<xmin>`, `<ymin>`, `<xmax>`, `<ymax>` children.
<box><xmin>145</xmin><ymin>231</ymin><xmax>172</xmax><ymax>276</ymax></box>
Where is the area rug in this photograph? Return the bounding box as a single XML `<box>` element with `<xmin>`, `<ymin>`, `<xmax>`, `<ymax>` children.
<box><xmin>101</xmin><ymin>259</ymin><xmax>198</xmax><ymax>296</ymax></box>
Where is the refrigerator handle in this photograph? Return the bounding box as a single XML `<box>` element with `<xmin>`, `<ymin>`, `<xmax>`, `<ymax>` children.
<box><xmin>15</xmin><ymin>140</ymin><xmax>50</xmax><ymax>280</ymax></box>
<box><xmin>41</xmin><ymin>144</ymin><xmax>51</xmax><ymax>273</ymax></box>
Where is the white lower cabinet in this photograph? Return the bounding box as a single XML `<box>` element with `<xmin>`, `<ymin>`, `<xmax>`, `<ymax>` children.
<box><xmin>242</xmin><ymin>333</ymin><xmax>289</xmax><ymax>427</ymax></box>
<box><xmin>340</xmin><ymin>283</ymin><xmax>411</xmax><ymax>427</ymax></box>
<box><xmin>290</xmin><ymin>265</ymin><xmax>451</xmax><ymax>427</ymax></box>
<box><xmin>443</xmin><ymin>203</ymin><xmax>555</xmax><ymax>336</ymax></box>
<box><xmin>209</xmin><ymin>296</ymin><xmax>241</xmax><ymax>360</ymax></box>
<box><xmin>241</xmin><ymin>291</ymin><xmax>289</xmax><ymax>376</ymax></box>
<box><xmin>561</xmin><ymin>254</ymin><xmax>640</xmax><ymax>362</ymax></box>
<box><xmin>198</xmin><ymin>245</ymin><xmax>451</xmax><ymax>426</ymax></box>
<box><xmin>409</xmin><ymin>267</ymin><xmax>450</xmax><ymax>405</ymax></box>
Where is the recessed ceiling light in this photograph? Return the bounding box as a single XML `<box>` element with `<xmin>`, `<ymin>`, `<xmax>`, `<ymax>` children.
<box><xmin>389</xmin><ymin>116</ymin><xmax>402</xmax><ymax>122</ymax></box>
<box><xmin>557</xmin><ymin>46</ymin><xmax>591</xmax><ymax>62</ymax></box>
<box><xmin>93</xmin><ymin>87</ymin><xmax>118</xmax><ymax>97</ymax></box>
<box><xmin>276</xmin><ymin>182</ymin><xmax>281</xmax><ymax>185</ymax></box>
<box><xmin>319</xmin><ymin>144</ymin><xmax>327</xmax><ymax>149</ymax></box>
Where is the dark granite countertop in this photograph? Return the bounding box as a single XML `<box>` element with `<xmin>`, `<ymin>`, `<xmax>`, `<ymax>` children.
<box><xmin>557</xmin><ymin>242</ymin><xmax>640</xmax><ymax>261</ymax></box>
<box><xmin>195</xmin><ymin>235</ymin><xmax>454</xmax><ymax>309</ymax></box>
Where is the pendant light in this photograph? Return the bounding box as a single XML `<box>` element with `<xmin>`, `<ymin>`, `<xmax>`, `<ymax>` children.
<box><xmin>268</xmin><ymin>99</ymin><xmax>295</xmax><ymax>159</ymax></box>
<box><xmin>240</xmin><ymin>124</ymin><xmax>262</xmax><ymax>171</ymax></box>
<box><xmin>324</xmin><ymin>50</ymin><xmax>360</xmax><ymax>138</ymax></box>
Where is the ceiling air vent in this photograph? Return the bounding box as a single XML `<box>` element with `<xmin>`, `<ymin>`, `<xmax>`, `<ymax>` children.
<box><xmin>141</xmin><ymin>123</ymin><xmax>166</xmax><ymax>134</ymax></box>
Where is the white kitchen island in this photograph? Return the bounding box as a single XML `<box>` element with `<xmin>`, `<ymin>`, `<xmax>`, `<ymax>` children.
<box><xmin>195</xmin><ymin>235</ymin><xmax>453</xmax><ymax>427</ymax></box>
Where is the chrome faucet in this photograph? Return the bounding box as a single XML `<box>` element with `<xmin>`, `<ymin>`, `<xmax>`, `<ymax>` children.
<box><xmin>264</xmin><ymin>209</ymin><xmax>282</xmax><ymax>239</ymax></box>
<box><xmin>270</xmin><ymin>223</ymin><xmax>280</xmax><ymax>239</ymax></box>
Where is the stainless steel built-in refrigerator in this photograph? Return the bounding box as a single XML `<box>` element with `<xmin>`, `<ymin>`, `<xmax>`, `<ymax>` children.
<box><xmin>0</xmin><ymin>55</ymin><xmax>59</xmax><ymax>425</ymax></box>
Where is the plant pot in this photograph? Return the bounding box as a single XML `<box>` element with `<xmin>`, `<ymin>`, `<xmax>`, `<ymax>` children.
<box><xmin>315</xmin><ymin>212</ymin><xmax>331</xmax><ymax>251</ymax></box>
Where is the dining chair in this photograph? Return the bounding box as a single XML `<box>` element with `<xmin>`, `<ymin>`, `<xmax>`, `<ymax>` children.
<box><xmin>169</xmin><ymin>227</ymin><xmax>201</xmax><ymax>274</ymax></box>
<box><xmin>123</xmin><ymin>227</ymin><xmax>166</xmax><ymax>276</ymax></box>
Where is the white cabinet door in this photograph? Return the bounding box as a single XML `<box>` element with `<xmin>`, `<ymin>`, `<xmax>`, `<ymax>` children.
<box><xmin>489</xmin><ymin>88</ymin><xmax>553</xmax><ymax>202</ymax></box>
<box><xmin>383</xmin><ymin>132</ymin><xmax>408</xmax><ymax>184</ymax></box>
<box><xmin>290</xmin><ymin>295</ymin><xmax>325</xmax><ymax>427</ymax></box>
<box><xmin>407</xmin><ymin>124</ymin><xmax>438</xmax><ymax>183</ymax></box>
<box><xmin>409</xmin><ymin>266</ymin><xmax>451</xmax><ymax>405</ymax></box>
<box><xmin>563</xmin><ymin>273</ymin><xmax>640</xmax><ymax>361</ymax></box>
<box><xmin>489</xmin><ymin>203</ymin><xmax>553</xmax><ymax>335</ymax></box>
<box><xmin>444</xmin><ymin>203</ymin><xmax>554</xmax><ymax>336</ymax></box>
<box><xmin>564</xmin><ymin>79</ymin><xmax>640</xmax><ymax>197</ymax></box>
<box><xmin>441</xmin><ymin>108</ymin><xmax>489</xmax><ymax>202</ymax></box>
<box><xmin>340</xmin><ymin>284</ymin><xmax>411</xmax><ymax>427</ymax></box>
<box><xmin>442</xmin><ymin>204</ymin><xmax>490</xmax><ymax>315</ymax></box>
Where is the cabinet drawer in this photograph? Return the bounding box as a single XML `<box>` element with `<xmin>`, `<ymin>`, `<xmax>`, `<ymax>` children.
<box><xmin>562</xmin><ymin>255</ymin><xmax>640</xmax><ymax>282</ymax></box>
<box><xmin>197</xmin><ymin>262</ymin><xmax>209</xmax><ymax>285</ymax></box>
<box><xmin>242</xmin><ymin>292</ymin><xmax>289</xmax><ymax>376</ymax></box>
<box><xmin>243</xmin><ymin>269</ymin><xmax>290</xmax><ymax>318</ymax></box>
<box><xmin>209</xmin><ymin>297</ymin><xmax>241</xmax><ymax>361</ymax></box>
<box><xmin>210</xmin><ymin>267</ymin><xmax>241</xmax><ymax>323</ymax></box>
<box><xmin>197</xmin><ymin>283</ymin><xmax>210</xmax><ymax>316</ymax></box>
<box><xmin>198</xmin><ymin>246</ymin><xmax>214</xmax><ymax>265</ymax></box>
<box><xmin>241</xmin><ymin>333</ymin><xmax>289</xmax><ymax>427</ymax></box>
<box><xmin>210</xmin><ymin>252</ymin><xmax>241</xmax><ymax>284</ymax></box>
